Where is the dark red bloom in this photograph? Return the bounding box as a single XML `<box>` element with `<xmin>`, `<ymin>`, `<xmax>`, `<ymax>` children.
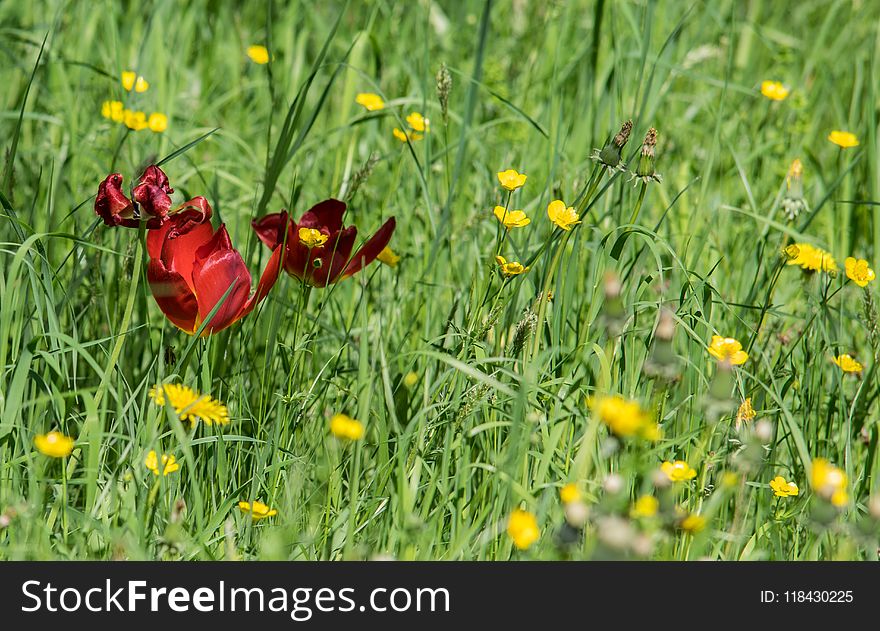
<box><xmin>147</xmin><ymin>197</ymin><xmax>282</xmax><ymax>335</ymax></box>
<box><xmin>252</xmin><ymin>199</ymin><xmax>395</xmax><ymax>287</ymax></box>
<box><xmin>94</xmin><ymin>165</ymin><xmax>174</xmax><ymax>228</ymax></box>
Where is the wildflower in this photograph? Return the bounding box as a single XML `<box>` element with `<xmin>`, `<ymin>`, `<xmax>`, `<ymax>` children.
<box><xmin>101</xmin><ymin>100</ymin><xmax>125</xmax><ymax>123</ymax></box>
<box><xmin>95</xmin><ymin>165</ymin><xmax>175</xmax><ymax>229</ymax></box>
<box><xmin>405</xmin><ymin>111</ymin><xmax>429</xmax><ymax>133</ymax></box>
<box><xmin>497</xmin><ymin>169</ymin><xmax>527</xmax><ymax>191</ymax></box>
<box><xmin>845</xmin><ymin>257</ymin><xmax>875</xmax><ymax>287</ymax></box>
<box><xmin>810</xmin><ymin>458</ymin><xmax>848</xmax><ymax>507</ymax></box>
<box><xmin>760</xmin><ymin>80</ymin><xmax>789</xmax><ymax>101</ymax></box>
<box><xmin>403</xmin><ymin>371</ymin><xmax>419</xmax><ymax>388</ymax></box>
<box><xmin>355</xmin><ymin>92</ymin><xmax>385</xmax><ymax>112</ymax></box>
<box><xmin>147</xmin><ymin>113</ymin><xmax>168</xmax><ymax>133</ymax></box>
<box><xmin>149</xmin><ymin>384</ymin><xmax>230</xmax><ymax>426</ymax></box>
<box><xmin>828</xmin><ymin>130</ymin><xmax>859</xmax><ymax>149</ymax></box>
<box><xmin>377</xmin><ymin>246</ymin><xmax>401</xmax><ymax>267</ymax></box>
<box><xmin>252</xmin><ymin>199</ymin><xmax>395</xmax><ymax>287</ymax></box>
<box><xmin>680</xmin><ymin>514</ymin><xmax>706</xmax><ymax>533</ymax></box>
<box><xmin>144</xmin><ymin>451</ymin><xmax>180</xmax><ymax>476</ymax></box>
<box><xmin>495</xmin><ymin>255</ymin><xmax>529</xmax><ymax>277</ymax></box>
<box><xmin>329</xmin><ymin>413</ymin><xmax>365</xmax><ymax>440</ymax></box>
<box><xmin>631</xmin><ymin>495</ymin><xmax>659</xmax><ymax>518</ymax></box>
<box><xmin>506</xmin><ymin>509</ymin><xmax>539</xmax><ymax>550</ymax></box>
<box><xmin>631</xmin><ymin>127</ymin><xmax>662</xmax><ymax>184</ymax></box>
<box><xmin>238</xmin><ymin>500</ymin><xmax>277</xmax><ymax>520</ymax></box>
<box><xmin>832</xmin><ymin>354</ymin><xmax>863</xmax><ymax>374</ymax></box>
<box><xmin>147</xmin><ymin>197</ymin><xmax>282</xmax><ymax>334</ymax></box>
<box><xmin>591</xmin><ymin>394</ymin><xmax>651</xmax><ymax>438</ymax></box>
<box><xmin>559</xmin><ymin>483</ymin><xmax>580</xmax><ymax>504</ymax></box>
<box><xmin>298</xmin><ymin>227</ymin><xmax>328</xmax><ymax>248</ymax></box>
<box><xmin>547</xmin><ymin>199</ymin><xmax>580</xmax><ymax>231</ymax></box>
<box><xmin>246</xmin><ymin>45</ymin><xmax>270</xmax><ymax>64</ymax></box>
<box><xmin>661</xmin><ymin>460</ymin><xmax>697</xmax><ymax>482</ymax></box>
<box><xmin>591</xmin><ymin>119</ymin><xmax>633</xmax><ymax>172</ymax></box>
<box><xmin>782</xmin><ymin>158</ymin><xmax>806</xmax><ymax>221</ymax></box>
<box><xmin>493</xmin><ymin>206</ymin><xmax>530</xmax><ymax>228</ymax></box>
<box><xmin>33</xmin><ymin>431</ymin><xmax>74</xmax><ymax>458</ymax></box>
<box><xmin>707</xmin><ymin>335</ymin><xmax>748</xmax><ymax>365</ymax></box>
<box><xmin>769</xmin><ymin>476</ymin><xmax>799</xmax><ymax>497</ymax></box>
<box><xmin>123</xmin><ymin>109</ymin><xmax>148</xmax><ymax>131</ymax></box>
<box><xmin>784</xmin><ymin>243</ymin><xmax>837</xmax><ymax>274</ymax></box>
<box><xmin>121</xmin><ymin>71</ymin><xmax>149</xmax><ymax>93</ymax></box>
<box><xmin>735</xmin><ymin>397</ymin><xmax>756</xmax><ymax>429</ymax></box>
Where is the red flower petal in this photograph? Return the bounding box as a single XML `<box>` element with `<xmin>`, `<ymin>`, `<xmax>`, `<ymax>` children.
<box><xmin>133</xmin><ymin>165</ymin><xmax>174</xmax><ymax>218</ymax></box>
<box><xmin>252</xmin><ymin>211</ymin><xmax>290</xmax><ymax>249</ymax></box>
<box><xmin>147</xmin><ymin>259</ymin><xmax>199</xmax><ymax>334</ymax></box>
<box><xmin>341</xmin><ymin>217</ymin><xmax>396</xmax><ymax>279</ymax></box>
<box><xmin>298</xmin><ymin>199</ymin><xmax>346</xmax><ymax>232</ymax></box>
<box><xmin>190</xmin><ymin>226</ymin><xmax>252</xmax><ymax>333</ymax></box>
<box><xmin>95</xmin><ymin>173</ymin><xmax>136</xmax><ymax>227</ymax></box>
<box><xmin>238</xmin><ymin>245</ymin><xmax>284</xmax><ymax>320</ymax></box>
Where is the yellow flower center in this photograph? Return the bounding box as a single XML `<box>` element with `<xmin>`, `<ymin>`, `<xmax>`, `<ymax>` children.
<box><xmin>298</xmin><ymin>227</ymin><xmax>328</xmax><ymax>248</ymax></box>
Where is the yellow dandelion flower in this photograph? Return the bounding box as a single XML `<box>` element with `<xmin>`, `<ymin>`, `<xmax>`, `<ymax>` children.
<box><xmin>680</xmin><ymin>514</ymin><xmax>706</xmax><ymax>533</ymax></box>
<box><xmin>246</xmin><ymin>45</ymin><xmax>270</xmax><ymax>65</ymax></box>
<box><xmin>769</xmin><ymin>475</ymin><xmax>799</xmax><ymax>498</ymax></box>
<box><xmin>495</xmin><ymin>255</ymin><xmax>529</xmax><ymax>277</ymax></box>
<box><xmin>298</xmin><ymin>227</ymin><xmax>328</xmax><ymax>248</ymax></box>
<box><xmin>810</xmin><ymin>458</ymin><xmax>848</xmax><ymax>507</ymax></box>
<box><xmin>144</xmin><ymin>450</ymin><xmax>180</xmax><ymax>476</ymax></box>
<box><xmin>149</xmin><ymin>384</ymin><xmax>230</xmax><ymax>427</ymax></box>
<box><xmin>784</xmin><ymin>243</ymin><xmax>837</xmax><ymax>273</ymax></box>
<box><xmin>828</xmin><ymin>130</ymin><xmax>859</xmax><ymax>149</ymax></box>
<box><xmin>833</xmin><ymin>354</ymin><xmax>863</xmax><ymax>374</ymax></box>
<box><xmin>631</xmin><ymin>495</ymin><xmax>659</xmax><ymax>518</ymax></box>
<box><xmin>329</xmin><ymin>413</ymin><xmax>365</xmax><ymax>441</ymax></box>
<box><xmin>376</xmin><ymin>246</ymin><xmax>401</xmax><ymax>267</ymax></box>
<box><xmin>33</xmin><ymin>431</ymin><xmax>74</xmax><ymax>458</ymax></box>
<box><xmin>760</xmin><ymin>80</ymin><xmax>789</xmax><ymax>101</ymax></box>
<box><xmin>845</xmin><ymin>257</ymin><xmax>875</xmax><ymax>287</ymax></box>
<box><xmin>147</xmin><ymin>113</ymin><xmax>168</xmax><ymax>133</ymax></box>
<box><xmin>707</xmin><ymin>335</ymin><xmax>749</xmax><ymax>365</ymax></box>
<box><xmin>661</xmin><ymin>460</ymin><xmax>697</xmax><ymax>482</ymax></box>
<box><xmin>547</xmin><ymin>199</ymin><xmax>580</xmax><ymax>231</ymax></box>
<box><xmin>355</xmin><ymin>92</ymin><xmax>385</xmax><ymax>112</ymax></box>
<box><xmin>507</xmin><ymin>509</ymin><xmax>539</xmax><ymax>550</ymax></box>
<box><xmin>121</xmin><ymin>71</ymin><xmax>149</xmax><ymax>93</ymax></box>
<box><xmin>405</xmin><ymin>111</ymin><xmax>429</xmax><ymax>133</ymax></box>
<box><xmin>493</xmin><ymin>206</ymin><xmax>530</xmax><ymax>229</ymax></box>
<box><xmin>496</xmin><ymin>169</ymin><xmax>527</xmax><ymax>191</ymax></box>
<box><xmin>238</xmin><ymin>500</ymin><xmax>277</xmax><ymax>520</ymax></box>
<box><xmin>123</xmin><ymin>109</ymin><xmax>148</xmax><ymax>131</ymax></box>
<box><xmin>559</xmin><ymin>483</ymin><xmax>580</xmax><ymax>505</ymax></box>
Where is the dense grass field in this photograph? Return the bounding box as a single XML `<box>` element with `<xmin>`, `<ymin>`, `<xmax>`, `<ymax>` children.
<box><xmin>2</xmin><ymin>0</ymin><xmax>880</xmax><ymax>560</ymax></box>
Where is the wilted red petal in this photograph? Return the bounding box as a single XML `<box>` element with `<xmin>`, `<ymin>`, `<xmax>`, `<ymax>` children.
<box><xmin>252</xmin><ymin>211</ymin><xmax>289</xmax><ymax>249</ymax></box>
<box><xmin>190</xmin><ymin>226</ymin><xmax>251</xmax><ymax>333</ymax></box>
<box><xmin>341</xmin><ymin>217</ymin><xmax>396</xmax><ymax>279</ymax></box>
<box><xmin>133</xmin><ymin>165</ymin><xmax>174</xmax><ymax>218</ymax></box>
<box><xmin>298</xmin><ymin>199</ymin><xmax>346</xmax><ymax>232</ymax></box>
<box><xmin>238</xmin><ymin>245</ymin><xmax>284</xmax><ymax>320</ymax></box>
<box><xmin>147</xmin><ymin>259</ymin><xmax>199</xmax><ymax>334</ymax></box>
<box><xmin>95</xmin><ymin>173</ymin><xmax>135</xmax><ymax>227</ymax></box>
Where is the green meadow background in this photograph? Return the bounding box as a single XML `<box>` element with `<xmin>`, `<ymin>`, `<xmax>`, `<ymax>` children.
<box><xmin>2</xmin><ymin>0</ymin><xmax>880</xmax><ymax>560</ymax></box>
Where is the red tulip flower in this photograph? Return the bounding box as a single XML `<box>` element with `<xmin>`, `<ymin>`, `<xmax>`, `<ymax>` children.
<box><xmin>95</xmin><ymin>165</ymin><xmax>174</xmax><ymax>228</ymax></box>
<box><xmin>251</xmin><ymin>199</ymin><xmax>395</xmax><ymax>287</ymax></box>
<box><xmin>147</xmin><ymin>197</ymin><xmax>283</xmax><ymax>335</ymax></box>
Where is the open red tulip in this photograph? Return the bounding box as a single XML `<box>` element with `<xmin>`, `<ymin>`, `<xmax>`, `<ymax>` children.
<box><xmin>251</xmin><ymin>199</ymin><xmax>395</xmax><ymax>287</ymax></box>
<box><xmin>95</xmin><ymin>165</ymin><xmax>174</xmax><ymax>228</ymax></box>
<box><xmin>147</xmin><ymin>197</ymin><xmax>283</xmax><ymax>335</ymax></box>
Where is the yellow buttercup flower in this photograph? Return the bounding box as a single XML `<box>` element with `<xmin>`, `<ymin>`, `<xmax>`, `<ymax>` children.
<box><xmin>784</xmin><ymin>243</ymin><xmax>837</xmax><ymax>274</ymax></box>
<box><xmin>736</xmin><ymin>397</ymin><xmax>756</xmax><ymax>427</ymax></box>
<box><xmin>403</xmin><ymin>371</ymin><xmax>419</xmax><ymax>388</ymax></box>
<box><xmin>147</xmin><ymin>113</ymin><xmax>168</xmax><ymax>133</ymax></box>
<box><xmin>149</xmin><ymin>384</ymin><xmax>230</xmax><ymax>427</ymax></box>
<box><xmin>329</xmin><ymin>413</ymin><xmax>365</xmax><ymax>440</ymax></box>
<box><xmin>238</xmin><ymin>500</ymin><xmax>277</xmax><ymax>520</ymax></box>
<box><xmin>493</xmin><ymin>206</ymin><xmax>530</xmax><ymax>229</ymax></box>
<box><xmin>377</xmin><ymin>246</ymin><xmax>401</xmax><ymax>267</ymax></box>
<box><xmin>631</xmin><ymin>495</ymin><xmax>659</xmax><ymax>518</ymax></box>
<box><xmin>405</xmin><ymin>111</ymin><xmax>429</xmax><ymax>133</ymax></box>
<box><xmin>123</xmin><ymin>109</ymin><xmax>148</xmax><ymax>131</ymax></box>
<box><xmin>246</xmin><ymin>45</ymin><xmax>270</xmax><ymax>64</ymax></box>
<box><xmin>496</xmin><ymin>169</ymin><xmax>527</xmax><ymax>191</ymax></box>
<box><xmin>845</xmin><ymin>257</ymin><xmax>875</xmax><ymax>287</ymax></box>
<box><xmin>559</xmin><ymin>483</ymin><xmax>580</xmax><ymax>504</ymax></box>
<box><xmin>101</xmin><ymin>100</ymin><xmax>125</xmax><ymax>123</ymax></box>
<box><xmin>707</xmin><ymin>335</ymin><xmax>748</xmax><ymax>365</ymax></box>
<box><xmin>507</xmin><ymin>509</ymin><xmax>539</xmax><ymax>550</ymax></box>
<box><xmin>547</xmin><ymin>199</ymin><xmax>580</xmax><ymax>231</ymax></box>
<box><xmin>760</xmin><ymin>80</ymin><xmax>789</xmax><ymax>101</ymax></box>
<box><xmin>810</xmin><ymin>458</ymin><xmax>848</xmax><ymax>507</ymax></box>
<box><xmin>769</xmin><ymin>475</ymin><xmax>799</xmax><ymax>498</ymax></box>
<box><xmin>121</xmin><ymin>71</ymin><xmax>149</xmax><ymax>93</ymax></box>
<box><xmin>298</xmin><ymin>227</ymin><xmax>328</xmax><ymax>248</ymax></box>
<box><xmin>591</xmin><ymin>394</ymin><xmax>650</xmax><ymax>438</ymax></box>
<box><xmin>144</xmin><ymin>450</ymin><xmax>180</xmax><ymax>476</ymax></box>
<box><xmin>680</xmin><ymin>514</ymin><xmax>706</xmax><ymax>533</ymax></box>
<box><xmin>33</xmin><ymin>431</ymin><xmax>74</xmax><ymax>458</ymax></box>
<box><xmin>832</xmin><ymin>354</ymin><xmax>863</xmax><ymax>374</ymax></box>
<box><xmin>392</xmin><ymin>127</ymin><xmax>423</xmax><ymax>143</ymax></box>
<box><xmin>355</xmin><ymin>92</ymin><xmax>385</xmax><ymax>112</ymax></box>
<box><xmin>661</xmin><ymin>460</ymin><xmax>697</xmax><ymax>482</ymax></box>
<box><xmin>495</xmin><ymin>255</ymin><xmax>529</xmax><ymax>277</ymax></box>
<box><xmin>828</xmin><ymin>130</ymin><xmax>859</xmax><ymax>149</ymax></box>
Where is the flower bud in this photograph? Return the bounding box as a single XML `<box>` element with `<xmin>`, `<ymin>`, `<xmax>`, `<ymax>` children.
<box><xmin>632</xmin><ymin>127</ymin><xmax>662</xmax><ymax>184</ymax></box>
<box><xmin>592</xmin><ymin>119</ymin><xmax>632</xmax><ymax>173</ymax></box>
